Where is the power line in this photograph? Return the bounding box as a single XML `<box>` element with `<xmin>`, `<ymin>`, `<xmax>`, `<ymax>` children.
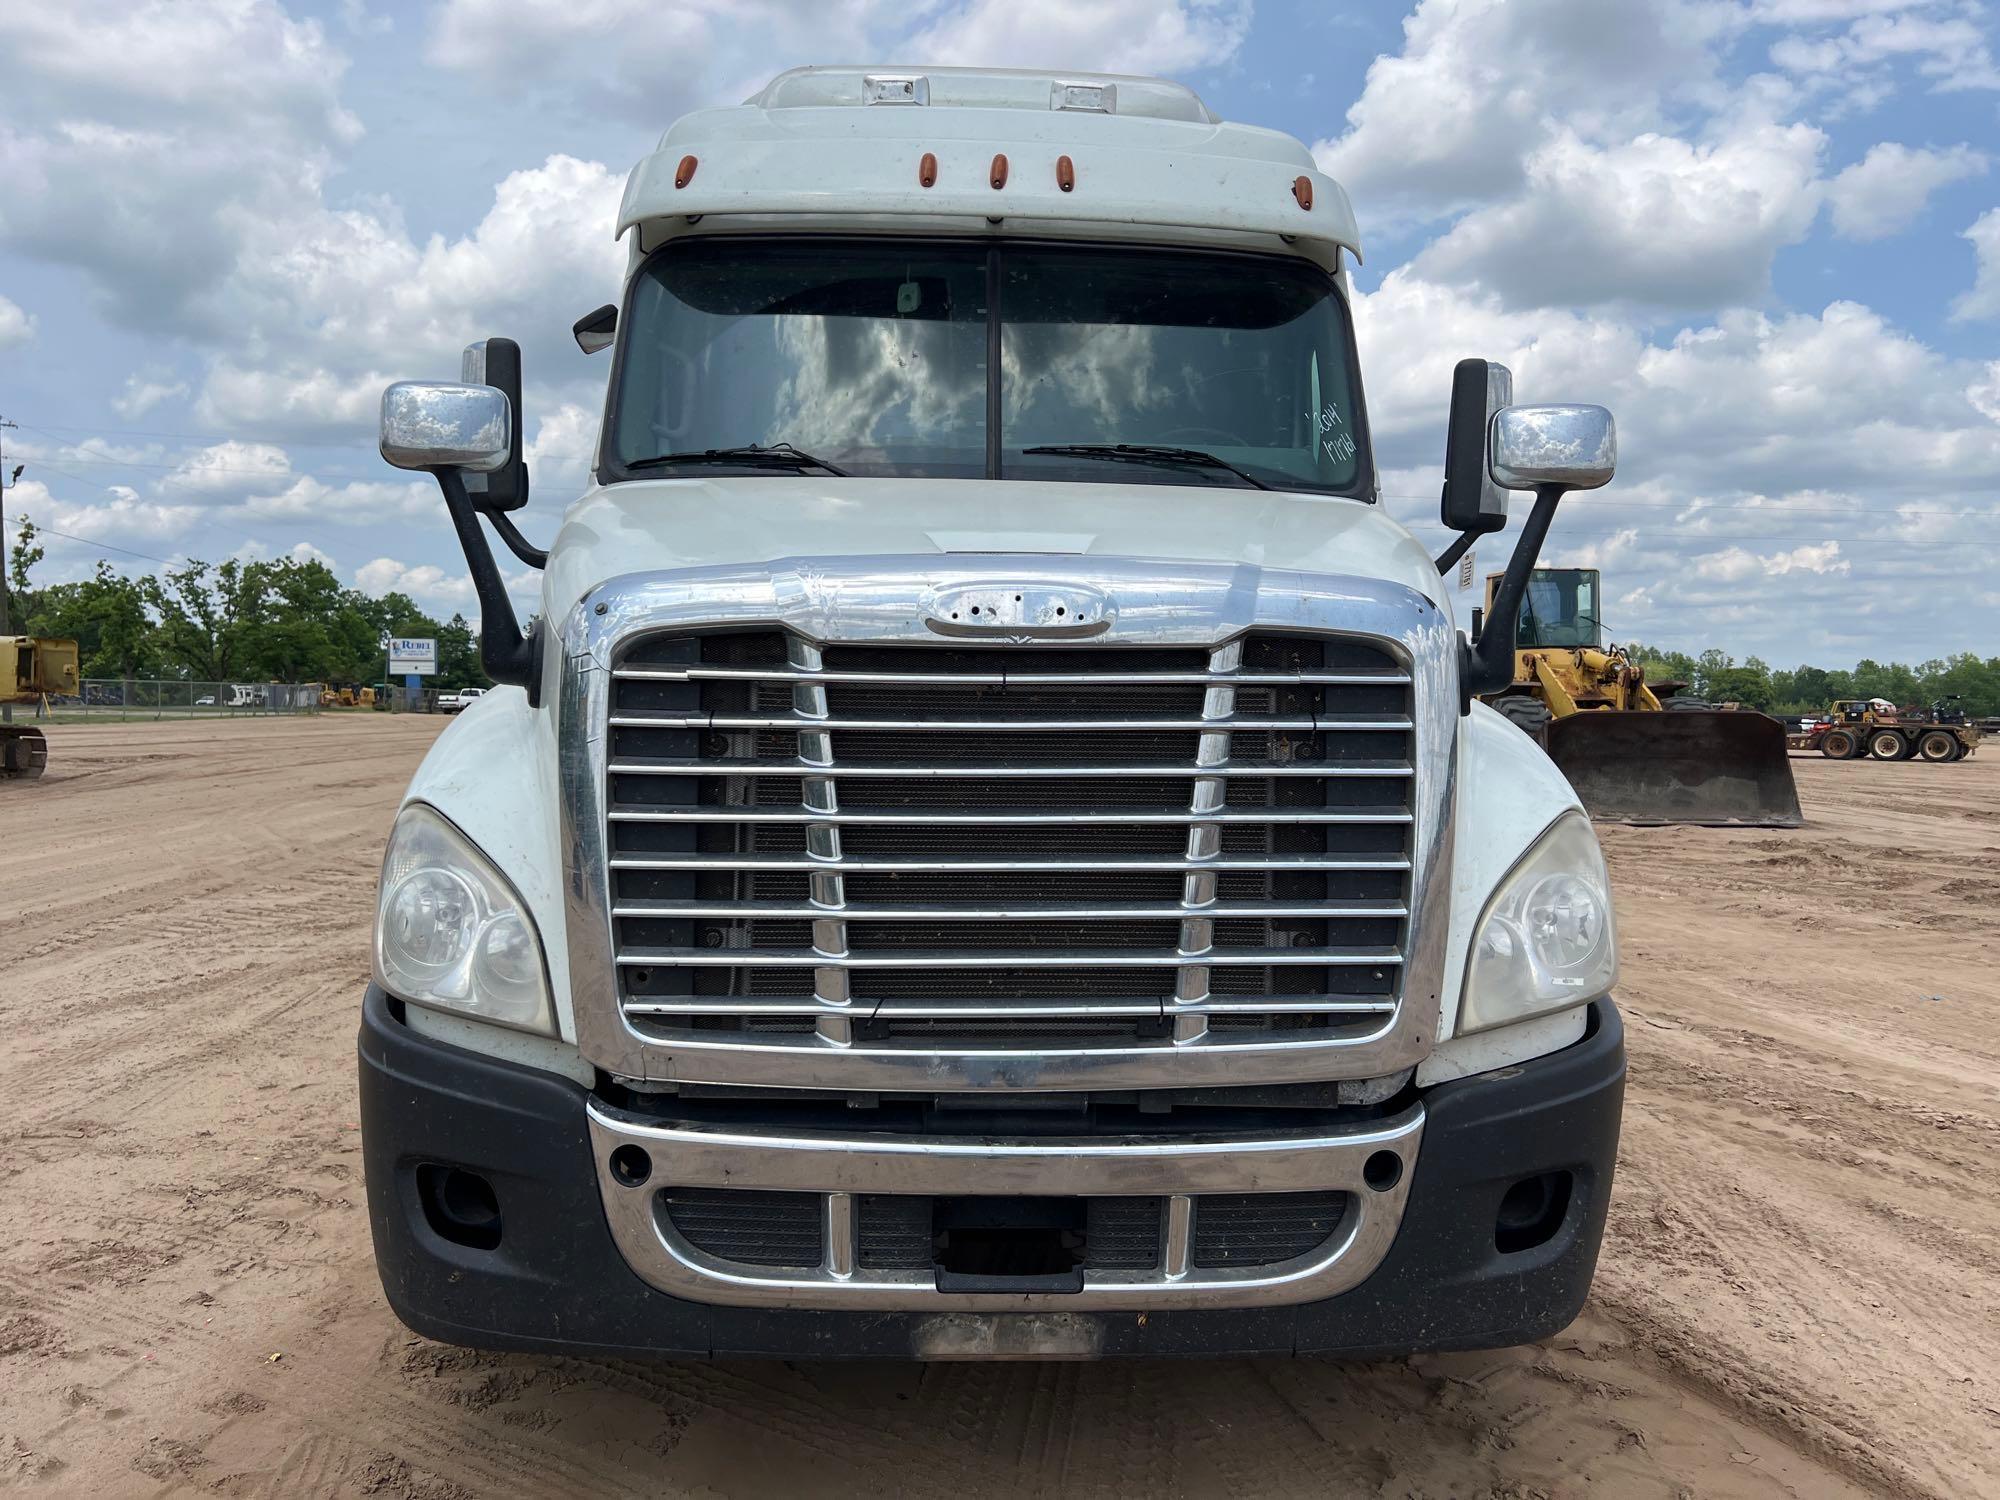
<box><xmin>16</xmin><ymin>524</ymin><xmax>174</xmax><ymax>565</ymax></box>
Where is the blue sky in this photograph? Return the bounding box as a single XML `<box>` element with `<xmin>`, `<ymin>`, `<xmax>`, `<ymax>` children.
<box><xmin>3</xmin><ymin>0</ymin><xmax>1997</xmax><ymax>665</ymax></box>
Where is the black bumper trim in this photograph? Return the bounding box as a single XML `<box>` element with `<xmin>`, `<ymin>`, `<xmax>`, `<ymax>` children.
<box><xmin>359</xmin><ymin>990</ymin><xmax>1623</xmax><ymax>1358</ymax></box>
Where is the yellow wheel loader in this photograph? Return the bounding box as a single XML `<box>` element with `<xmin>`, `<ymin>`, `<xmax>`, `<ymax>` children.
<box><xmin>1477</xmin><ymin>569</ymin><xmax>1801</xmax><ymax>827</ymax></box>
<box><xmin>2</xmin><ymin>636</ymin><xmax>80</xmax><ymax>781</ymax></box>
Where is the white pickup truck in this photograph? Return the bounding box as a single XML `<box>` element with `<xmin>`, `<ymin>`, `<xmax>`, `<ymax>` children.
<box><xmin>435</xmin><ymin>686</ymin><xmax>485</xmax><ymax>714</ymax></box>
<box><xmin>363</xmin><ymin>65</ymin><xmax>1625</xmax><ymax>1361</ymax></box>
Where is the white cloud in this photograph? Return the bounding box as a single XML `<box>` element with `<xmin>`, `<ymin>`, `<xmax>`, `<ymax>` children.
<box><xmin>230</xmin><ymin>537</ymin><xmax>338</xmax><ymax>567</ymax></box>
<box><xmin>0</xmin><ymin>3</ymin><xmax>357</xmax><ymax>335</ymax></box>
<box><xmin>7</xmin><ymin>477</ymin><xmax>200</xmax><ymax>546</ymax></box>
<box><xmin>1826</xmin><ymin>143</ymin><xmax>1986</xmax><ymax>239</ymax></box>
<box><xmin>0</xmin><ymin>294</ymin><xmax>35</xmax><ymax>348</ymax></box>
<box><xmin>286</xmin><ymin>540</ymin><xmax>338</xmax><ymax>569</ymax></box>
<box><xmin>193</xmin><ymin>154</ymin><xmax>625</xmax><ymax>436</ymax></box>
<box><xmin>160</xmin><ymin>440</ymin><xmax>294</xmax><ymax>501</ymax></box>
<box><xmin>1772</xmin><ymin>9</ymin><xmax>2000</xmax><ymax>93</ymax></box>
<box><xmin>356</xmin><ymin>557</ymin><xmax>476</xmax><ymax>606</ymax></box>
<box><xmin>1695</xmin><ymin>541</ymin><xmax>1851</xmax><ymax>580</ymax></box>
<box><xmin>1952</xmin><ymin>209</ymin><xmax>2000</xmax><ymax>321</ymax></box>
<box><xmin>1312</xmin><ymin>0</ymin><xmax>1733</xmax><ymax>226</ymax></box>
<box><xmin>429</xmin><ymin>0</ymin><xmax>1249</xmax><ymax>120</ymax></box>
<box><xmin>231</xmin><ymin>476</ymin><xmax>436</xmax><ymax>525</ymax></box>
<box><xmin>353</xmin><ymin>555</ymin><xmax>540</xmax><ymax>624</ymax></box>
<box><xmin>112</xmin><ymin>371</ymin><xmax>191</xmax><ymax>418</ymax></box>
<box><xmin>1969</xmin><ymin>360</ymin><xmax>2000</xmax><ymax>420</ymax></box>
<box><xmin>525</xmin><ymin>402</ymin><xmax>602</xmax><ymax>482</ymax></box>
<box><xmin>1413</xmin><ymin>121</ymin><xmax>1827</xmax><ymax>311</ymax></box>
<box><xmin>151</xmin><ymin>439</ymin><xmax>433</xmax><ymax>525</ymax></box>
<box><xmin>907</xmin><ymin>0</ymin><xmax>1251</xmax><ymax>75</ymax></box>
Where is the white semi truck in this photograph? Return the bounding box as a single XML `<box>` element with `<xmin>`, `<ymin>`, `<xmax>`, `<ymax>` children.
<box><xmin>364</xmin><ymin>66</ymin><xmax>1626</xmax><ymax>1360</ymax></box>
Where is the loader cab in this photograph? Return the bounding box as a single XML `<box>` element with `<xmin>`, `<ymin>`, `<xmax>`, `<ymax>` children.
<box><xmin>1484</xmin><ymin>568</ymin><xmax>1603</xmax><ymax>652</ymax></box>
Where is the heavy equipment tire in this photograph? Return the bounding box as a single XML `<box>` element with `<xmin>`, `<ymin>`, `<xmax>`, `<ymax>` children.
<box><xmin>1664</xmin><ymin>696</ymin><xmax>1713</xmax><ymax>711</ymax></box>
<box><xmin>1868</xmin><ymin>729</ymin><xmax>1911</xmax><ymax>761</ymax></box>
<box><xmin>0</xmin><ymin>726</ymin><xmax>49</xmax><ymax>780</ymax></box>
<box><xmin>1820</xmin><ymin>729</ymin><xmax>1860</xmax><ymax>760</ymax></box>
<box><xmin>1494</xmin><ymin>696</ymin><xmax>1553</xmax><ymax>742</ymax></box>
<box><xmin>1918</xmin><ymin>729</ymin><xmax>1959</xmax><ymax>762</ymax></box>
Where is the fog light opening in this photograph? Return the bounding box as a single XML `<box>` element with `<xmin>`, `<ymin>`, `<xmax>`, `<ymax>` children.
<box><xmin>609</xmin><ymin>1144</ymin><xmax>653</xmax><ymax>1188</ymax></box>
<box><xmin>416</xmin><ymin>1164</ymin><xmax>502</xmax><ymax>1251</ymax></box>
<box><xmin>1495</xmin><ymin>1170</ymin><xmax>1572</xmax><ymax>1254</ymax></box>
<box><xmin>1362</xmin><ymin>1150</ymin><xmax>1402</xmax><ymax>1193</ymax></box>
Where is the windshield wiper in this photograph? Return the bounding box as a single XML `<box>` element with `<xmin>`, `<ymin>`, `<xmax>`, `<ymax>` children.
<box><xmin>625</xmin><ymin>443</ymin><xmax>850</xmax><ymax>476</ymax></box>
<box><xmin>1020</xmin><ymin>443</ymin><xmax>1273</xmax><ymax>491</ymax></box>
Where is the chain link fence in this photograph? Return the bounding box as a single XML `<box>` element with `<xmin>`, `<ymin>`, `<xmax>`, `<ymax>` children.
<box><xmin>25</xmin><ymin>679</ymin><xmax>453</xmax><ymax>722</ymax></box>
<box><xmin>40</xmin><ymin>680</ymin><xmax>330</xmax><ymax>722</ymax></box>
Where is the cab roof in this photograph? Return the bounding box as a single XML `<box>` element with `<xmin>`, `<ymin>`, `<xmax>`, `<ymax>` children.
<box><xmin>616</xmin><ymin>65</ymin><xmax>1362</xmax><ymax>269</ymax></box>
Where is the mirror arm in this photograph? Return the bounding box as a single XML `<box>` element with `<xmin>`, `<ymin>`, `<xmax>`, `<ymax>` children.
<box><xmin>1460</xmin><ymin>482</ymin><xmax>1564</xmax><ymax>709</ymax></box>
<box><xmin>435</xmin><ymin>466</ymin><xmax>537</xmax><ymax>689</ymax></box>
<box><xmin>486</xmin><ymin>508</ymin><xmax>550</xmax><ymax>570</ymax></box>
<box><xmin>1433</xmin><ymin>532</ymin><xmax>1475</xmax><ymax>575</ymax></box>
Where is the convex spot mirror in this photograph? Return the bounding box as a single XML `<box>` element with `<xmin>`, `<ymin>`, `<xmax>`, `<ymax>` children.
<box><xmin>379</xmin><ymin>382</ymin><xmax>512</xmax><ymax>472</ymax></box>
<box><xmin>1489</xmin><ymin>404</ymin><xmax>1616</xmax><ymax>492</ymax></box>
<box><xmin>573</xmin><ymin>303</ymin><xmax>617</xmax><ymax>355</ymax></box>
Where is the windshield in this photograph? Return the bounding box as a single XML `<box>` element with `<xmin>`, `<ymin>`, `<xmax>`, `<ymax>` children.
<box><xmin>608</xmin><ymin>239</ymin><xmax>1368</xmax><ymax>494</ymax></box>
<box><xmin>1517</xmin><ymin>570</ymin><xmax>1602</xmax><ymax>650</ymax></box>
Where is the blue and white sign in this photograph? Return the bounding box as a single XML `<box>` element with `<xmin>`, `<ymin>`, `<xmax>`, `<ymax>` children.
<box><xmin>388</xmin><ymin>637</ymin><xmax>437</xmax><ymax>676</ymax></box>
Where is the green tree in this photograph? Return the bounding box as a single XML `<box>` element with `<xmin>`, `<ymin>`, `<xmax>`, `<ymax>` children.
<box><xmin>143</xmin><ymin>559</ymin><xmax>272</xmax><ymax>681</ymax></box>
<box><xmin>31</xmin><ymin>565</ymin><xmax>156</xmax><ymax>679</ymax></box>
<box><xmin>434</xmin><ymin>613</ymin><xmax>488</xmax><ymax>690</ymax></box>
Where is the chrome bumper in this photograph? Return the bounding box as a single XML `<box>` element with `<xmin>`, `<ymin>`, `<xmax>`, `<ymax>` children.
<box><xmin>586</xmin><ymin>1101</ymin><xmax>1425</xmax><ymax>1311</ymax></box>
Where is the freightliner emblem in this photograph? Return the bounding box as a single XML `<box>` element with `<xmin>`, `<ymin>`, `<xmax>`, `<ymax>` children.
<box><xmin>921</xmin><ymin>581</ymin><xmax>1114</xmax><ymax>640</ymax></box>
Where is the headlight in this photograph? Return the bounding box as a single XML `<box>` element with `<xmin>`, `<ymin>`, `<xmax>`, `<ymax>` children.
<box><xmin>375</xmin><ymin>804</ymin><xmax>554</xmax><ymax>1035</ymax></box>
<box><xmin>1459</xmin><ymin>812</ymin><xmax>1617</xmax><ymax>1034</ymax></box>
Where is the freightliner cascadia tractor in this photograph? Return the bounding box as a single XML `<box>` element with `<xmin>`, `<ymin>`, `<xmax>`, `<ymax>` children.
<box><xmin>363</xmin><ymin>66</ymin><xmax>1627</xmax><ymax>1360</ymax></box>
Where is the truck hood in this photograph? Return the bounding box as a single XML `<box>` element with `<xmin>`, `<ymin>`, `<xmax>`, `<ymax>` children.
<box><xmin>541</xmin><ymin>477</ymin><xmax>1449</xmax><ymax>630</ymax></box>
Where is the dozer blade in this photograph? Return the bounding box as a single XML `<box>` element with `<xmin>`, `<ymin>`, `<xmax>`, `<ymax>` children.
<box><xmin>0</xmin><ymin>724</ymin><xmax>49</xmax><ymax>781</ymax></box>
<box><xmin>1544</xmin><ymin>710</ymin><xmax>1802</xmax><ymax>828</ymax></box>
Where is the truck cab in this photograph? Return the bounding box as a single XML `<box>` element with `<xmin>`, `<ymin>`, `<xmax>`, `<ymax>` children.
<box><xmin>361</xmin><ymin>66</ymin><xmax>1627</xmax><ymax>1359</ymax></box>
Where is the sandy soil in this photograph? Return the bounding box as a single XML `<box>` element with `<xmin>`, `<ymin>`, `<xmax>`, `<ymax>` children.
<box><xmin>1</xmin><ymin>715</ymin><xmax>1994</xmax><ymax>1498</ymax></box>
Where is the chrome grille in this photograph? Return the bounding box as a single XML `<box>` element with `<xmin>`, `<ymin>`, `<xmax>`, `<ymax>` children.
<box><xmin>603</xmin><ymin>629</ymin><xmax>1415</xmax><ymax>1052</ymax></box>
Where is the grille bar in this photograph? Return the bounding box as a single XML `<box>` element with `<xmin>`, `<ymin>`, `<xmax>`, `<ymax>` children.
<box><xmin>611</xmin><ymin>759</ymin><xmax>1411</xmax><ymax>779</ymax></box>
<box><xmin>1174</xmin><ymin>640</ymin><xmax>1239</xmax><ymax>1044</ymax></box>
<box><xmin>609</xmin><ymin>806</ymin><xmax>1412</xmax><ymax>826</ymax></box>
<box><xmin>612</xmin><ymin>899</ymin><xmax>1409</xmax><ymax>921</ymax></box>
<box><xmin>613</xmin><ymin>666</ymin><xmax>1411</xmax><ymax>688</ymax></box>
<box><xmin>617</xmin><ymin>946</ymin><xmax>1402</xmax><ymax>969</ymax></box>
<box><xmin>609</xmin><ymin>712</ymin><xmax>1411</xmax><ymax>733</ymax></box>
<box><xmin>623</xmin><ymin>996</ymin><xmax>1399</xmax><ymax>1018</ymax></box>
<box><xmin>790</xmin><ymin>637</ymin><xmax>853</xmax><ymax>1046</ymax></box>
<box><xmin>609</xmin><ymin>852</ymin><xmax>1411</xmax><ymax>873</ymax></box>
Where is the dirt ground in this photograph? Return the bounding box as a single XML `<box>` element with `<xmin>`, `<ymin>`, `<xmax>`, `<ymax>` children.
<box><xmin>2</xmin><ymin>715</ymin><xmax>1995</xmax><ymax>1499</ymax></box>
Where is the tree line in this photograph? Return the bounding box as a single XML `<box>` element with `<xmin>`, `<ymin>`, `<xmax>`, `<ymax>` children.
<box><xmin>1627</xmin><ymin>644</ymin><xmax>2000</xmax><ymax>717</ymax></box>
<box><xmin>6</xmin><ymin>520</ymin><xmax>491</xmax><ymax>690</ymax></box>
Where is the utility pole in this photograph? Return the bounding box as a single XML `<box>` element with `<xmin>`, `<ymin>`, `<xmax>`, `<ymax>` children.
<box><xmin>0</xmin><ymin>416</ymin><xmax>16</xmax><ymax>635</ymax></box>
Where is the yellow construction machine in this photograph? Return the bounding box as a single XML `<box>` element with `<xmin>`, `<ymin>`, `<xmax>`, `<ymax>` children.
<box><xmin>1477</xmin><ymin>568</ymin><xmax>1801</xmax><ymax>827</ymax></box>
<box><xmin>2</xmin><ymin>636</ymin><xmax>80</xmax><ymax>781</ymax></box>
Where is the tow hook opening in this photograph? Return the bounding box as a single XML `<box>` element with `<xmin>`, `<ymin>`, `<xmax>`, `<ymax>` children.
<box><xmin>417</xmin><ymin>1163</ymin><xmax>503</xmax><ymax>1252</ymax></box>
<box><xmin>1495</xmin><ymin>1170</ymin><xmax>1572</xmax><ymax>1254</ymax></box>
<box><xmin>932</xmin><ymin>1197</ymin><xmax>1086</xmax><ymax>1293</ymax></box>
